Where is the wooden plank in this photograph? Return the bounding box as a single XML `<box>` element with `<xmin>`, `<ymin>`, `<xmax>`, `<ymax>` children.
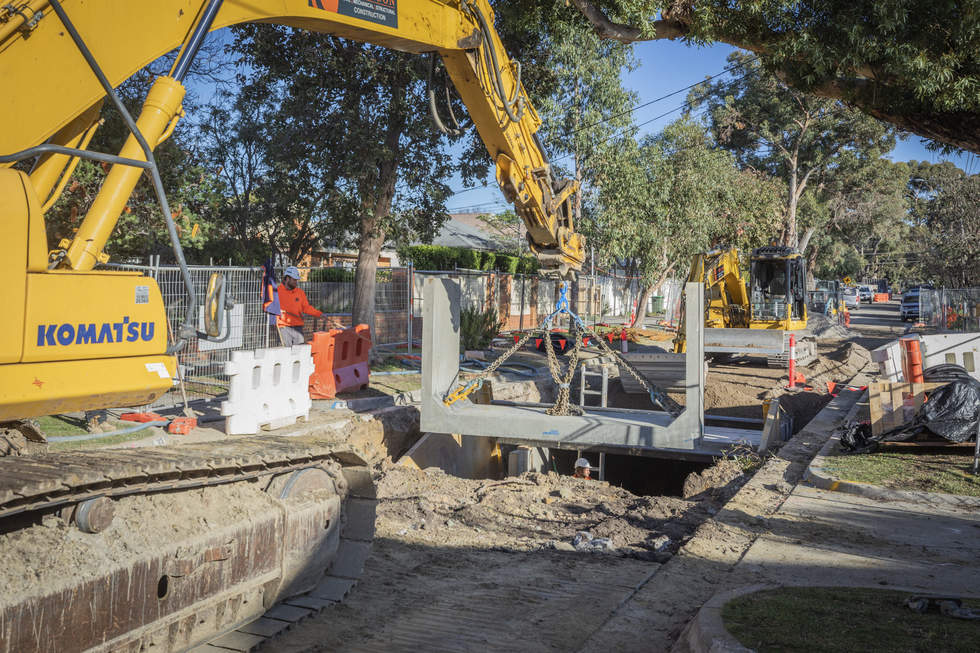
<box><xmin>757</xmin><ymin>398</ymin><xmax>780</xmax><ymax>454</ymax></box>
<box><xmin>869</xmin><ymin>381</ymin><xmax>946</xmax><ymax>436</ymax></box>
<box><xmin>869</xmin><ymin>383</ymin><xmax>885</xmax><ymax>436</ymax></box>
<box><xmin>878</xmin><ymin>440</ymin><xmax>976</xmax><ymax>451</ymax></box>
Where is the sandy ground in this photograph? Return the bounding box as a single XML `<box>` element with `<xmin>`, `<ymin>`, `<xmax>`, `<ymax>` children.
<box><xmin>267</xmin><ymin>458</ymin><xmax>751</xmax><ymax>653</ymax></box>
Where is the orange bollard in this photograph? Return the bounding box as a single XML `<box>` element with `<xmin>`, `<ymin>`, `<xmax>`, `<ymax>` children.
<box><xmin>787</xmin><ymin>334</ymin><xmax>797</xmax><ymax>389</ymax></box>
<box><xmin>900</xmin><ymin>337</ymin><xmax>924</xmax><ymax>384</ymax></box>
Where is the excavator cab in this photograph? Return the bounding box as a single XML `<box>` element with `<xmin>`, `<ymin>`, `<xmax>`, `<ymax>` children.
<box><xmin>748</xmin><ymin>246</ymin><xmax>808</xmax><ymax>330</ymax></box>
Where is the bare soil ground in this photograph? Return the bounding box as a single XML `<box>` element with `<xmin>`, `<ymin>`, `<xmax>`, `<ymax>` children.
<box><xmin>269</xmin><ymin>457</ymin><xmax>753</xmax><ymax>653</ymax></box>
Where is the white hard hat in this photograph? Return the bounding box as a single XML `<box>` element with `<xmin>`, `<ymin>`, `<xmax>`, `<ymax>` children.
<box><xmin>284</xmin><ymin>265</ymin><xmax>300</xmax><ymax>279</ymax></box>
<box><xmin>574</xmin><ymin>458</ymin><xmax>591</xmax><ymax>469</ymax></box>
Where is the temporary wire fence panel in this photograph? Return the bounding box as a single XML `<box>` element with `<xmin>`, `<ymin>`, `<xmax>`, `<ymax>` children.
<box><xmin>920</xmin><ymin>288</ymin><xmax>980</xmax><ymax>332</ymax></box>
<box><xmin>110</xmin><ymin>264</ymin><xmax>411</xmax><ymax>403</ymax></box>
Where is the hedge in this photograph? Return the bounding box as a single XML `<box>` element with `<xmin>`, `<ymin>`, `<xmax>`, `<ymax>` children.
<box><xmin>308</xmin><ymin>267</ymin><xmax>355</xmax><ymax>282</ymax></box>
<box><xmin>399</xmin><ymin>244</ymin><xmax>537</xmax><ymax>273</ymax></box>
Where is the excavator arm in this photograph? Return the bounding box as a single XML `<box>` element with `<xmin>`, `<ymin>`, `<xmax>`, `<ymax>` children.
<box><xmin>0</xmin><ymin>0</ymin><xmax>584</xmax><ymax>276</ymax></box>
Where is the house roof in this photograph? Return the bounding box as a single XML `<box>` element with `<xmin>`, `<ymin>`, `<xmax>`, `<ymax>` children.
<box><xmin>428</xmin><ymin>213</ymin><xmax>509</xmax><ymax>250</ymax></box>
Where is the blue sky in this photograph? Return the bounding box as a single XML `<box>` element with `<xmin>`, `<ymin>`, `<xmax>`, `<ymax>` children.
<box><xmin>445</xmin><ymin>40</ymin><xmax>978</xmax><ymax>213</ymax></box>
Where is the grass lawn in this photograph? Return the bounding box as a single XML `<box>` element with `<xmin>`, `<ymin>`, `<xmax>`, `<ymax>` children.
<box><xmin>822</xmin><ymin>452</ymin><xmax>980</xmax><ymax>497</ymax></box>
<box><xmin>35</xmin><ymin>415</ymin><xmax>157</xmax><ymax>451</ymax></box>
<box><xmin>724</xmin><ymin>587</ymin><xmax>980</xmax><ymax>653</ymax></box>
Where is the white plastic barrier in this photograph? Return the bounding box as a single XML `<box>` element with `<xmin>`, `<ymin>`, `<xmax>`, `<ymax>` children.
<box><xmin>221</xmin><ymin>345</ymin><xmax>315</xmax><ymax>435</ymax></box>
<box><xmin>871</xmin><ymin>340</ymin><xmax>903</xmax><ymax>382</ymax></box>
<box><xmin>921</xmin><ymin>333</ymin><xmax>980</xmax><ymax>381</ymax></box>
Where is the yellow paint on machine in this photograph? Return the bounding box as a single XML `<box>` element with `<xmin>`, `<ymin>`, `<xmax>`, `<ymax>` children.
<box><xmin>0</xmin><ymin>355</ymin><xmax>176</xmax><ymax>421</ymax></box>
<box><xmin>21</xmin><ymin>271</ymin><xmax>169</xmax><ymax>363</ymax></box>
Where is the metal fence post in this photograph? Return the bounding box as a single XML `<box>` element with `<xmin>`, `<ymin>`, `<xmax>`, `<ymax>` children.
<box><xmin>407</xmin><ymin>261</ymin><xmax>413</xmax><ymax>357</ymax></box>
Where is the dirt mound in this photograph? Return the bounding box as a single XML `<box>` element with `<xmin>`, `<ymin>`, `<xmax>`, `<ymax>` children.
<box><xmin>375</xmin><ymin>465</ymin><xmax>741</xmax><ymax>559</ymax></box>
<box><xmin>807</xmin><ymin>312</ymin><xmax>850</xmax><ymax>339</ymax></box>
<box><xmin>681</xmin><ymin>458</ymin><xmax>749</xmax><ymax>501</ymax></box>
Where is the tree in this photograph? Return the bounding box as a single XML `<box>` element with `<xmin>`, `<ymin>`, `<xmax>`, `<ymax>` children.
<box><xmin>808</xmin><ymin>158</ymin><xmax>912</xmax><ymax>282</ymax></box>
<box><xmin>480</xmin><ymin>210</ymin><xmax>528</xmax><ymax>254</ymax></box>
<box><xmin>45</xmin><ymin>66</ymin><xmax>226</xmax><ymax>265</ymax></box>
<box><xmin>691</xmin><ymin>53</ymin><xmax>895</xmax><ymax>249</ymax></box>
<box><xmin>597</xmin><ymin>118</ymin><xmax>783</xmax><ymax>326</ymax></box>
<box><xmin>909</xmin><ymin>162</ymin><xmax>980</xmax><ymax>286</ymax></box>
<box><xmin>567</xmin><ymin>0</ymin><xmax>980</xmax><ymax>153</ymax></box>
<box><xmin>530</xmin><ymin>9</ymin><xmax>639</xmax><ymax>227</ymax></box>
<box><xmin>226</xmin><ymin>26</ymin><xmax>460</xmax><ymax>330</ymax></box>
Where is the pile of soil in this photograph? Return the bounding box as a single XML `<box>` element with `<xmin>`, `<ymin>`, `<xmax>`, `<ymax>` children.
<box><xmin>807</xmin><ymin>312</ymin><xmax>850</xmax><ymax>339</ymax></box>
<box><xmin>375</xmin><ymin>461</ymin><xmax>750</xmax><ymax>560</ymax></box>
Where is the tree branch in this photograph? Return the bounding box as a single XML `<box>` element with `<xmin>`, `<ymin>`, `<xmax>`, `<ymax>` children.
<box><xmin>569</xmin><ymin>0</ymin><xmax>688</xmax><ymax>43</ymax></box>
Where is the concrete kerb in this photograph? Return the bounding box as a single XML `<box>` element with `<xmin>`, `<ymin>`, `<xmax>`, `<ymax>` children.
<box><xmin>676</xmin><ymin>582</ymin><xmax>980</xmax><ymax>653</ymax></box>
<box><xmin>805</xmin><ymin>397</ymin><xmax>980</xmax><ymax>510</ymax></box>
<box><xmin>673</xmin><ymin>584</ymin><xmax>774</xmax><ymax>653</ymax></box>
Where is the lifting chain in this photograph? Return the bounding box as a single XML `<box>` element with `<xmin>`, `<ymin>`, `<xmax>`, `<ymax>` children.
<box><xmin>443</xmin><ymin>329</ymin><xmax>538</xmax><ymax>406</ymax></box>
<box><xmin>444</xmin><ymin>281</ymin><xmax>682</xmax><ymax>419</ymax></box>
<box><xmin>543</xmin><ymin>323</ymin><xmax>584</xmax><ymax>416</ymax></box>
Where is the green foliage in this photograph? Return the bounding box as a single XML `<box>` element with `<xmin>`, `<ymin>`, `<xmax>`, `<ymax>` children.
<box><xmin>596</xmin><ymin>117</ymin><xmax>783</xmax><ymax>291</ymax></box>
<box><xmin>517</xmin><ymin>257</ymin><xmax>541</xmax><ymax>274</ymax></box>
<box><xmin>569</xmin><ymin>0</ymin><xmax>980</xmax><ymax>152</ymax></box>
<box><xmin>459</xmin><ymin>306</ymin><xmax>505</xmax><ymax>351</ymax></box>
<box><xmin>398</xmin><ymin>245</ymin><xmax>530</xmax><ymax>272</ymax></box>
<box><xmin>308</xmin><ymin>267</ymin><xmax>355</xmax><ymax>282</ymax></box>
<box><xmin>495</xmin><ymin>253</ymin><xmax>520</xmax><ymax>274</ymax></box>
<box><xmin>690</xmin><ymin>52</ymin><xmax>896</xmax><ymax>248</ymax></box>
<box><xmin>910</xmin><ymin>163</ymin><xmax>980</xmax><ymax>286</ymax></box>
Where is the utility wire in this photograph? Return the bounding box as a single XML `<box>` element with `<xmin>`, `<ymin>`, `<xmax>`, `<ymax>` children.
<box><xmin>567</xmin><ymin>56</ymin><xmax>759</xmax><ymax>137</ymax></box>
<box><xmin>447</xmin><ymin>58</ymin><xmax>758</xmax><ymax>196</ymax></box>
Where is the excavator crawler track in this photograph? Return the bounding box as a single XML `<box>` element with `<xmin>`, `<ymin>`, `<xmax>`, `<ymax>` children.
<box><xmin>0</xmin><ymin>436</ymin><xmax>377</xmax><ymax>653</ymax></box>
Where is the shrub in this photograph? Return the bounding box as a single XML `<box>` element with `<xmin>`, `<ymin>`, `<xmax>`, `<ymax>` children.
<box><xmin>480</xmin><ymin>252</ymin><xmax>496</xmax><ymax>271</ymax></box>
<box><xmin>456</xmin><ymin>248</ymin><xmax>482</xmax><ymax>270</ymax></box>
<box><xmin>517</xmin><ymin>256</ymin><xmax>540</xmax><ymax>274</ymax></box>
<box><xmin>459</xmin><ymin>306</ymin><xmax>504</xmax><ymax>351</ymax></box>
<box><xmin>308</xmin><ymin>267</ymin><xmax>355</xmax><ymax>282</ymax></box>
<box><xmin>398</xmin><ymin>245</ymin><xmax>538</xmax><ymax>273</ymax></box>
<box><xmin>496</xmin><ymin>254</ymin><xmax>520</xmax><ymax>274</ymax></box>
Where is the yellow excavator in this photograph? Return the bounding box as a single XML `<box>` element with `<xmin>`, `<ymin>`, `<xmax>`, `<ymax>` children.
<box><xmin>673</xmin><ymin>245</ymin><xmax>810</xmax><ymax>360</ymax></box>
<box><xmin>0</xmin><ymin>1</ymin><xmax>583</xmax><ymax>650</ymax></box>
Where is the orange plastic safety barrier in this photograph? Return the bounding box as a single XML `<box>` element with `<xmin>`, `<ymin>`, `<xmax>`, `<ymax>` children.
<box><xmin>309</xmin><ymin>324</ymin><xmax>372</xmax><ymax>399</ymax></box>
<box><xmin>873</xmin><ymin>293</ymin><xmax>889</xmax><ymax>303</ymax></box>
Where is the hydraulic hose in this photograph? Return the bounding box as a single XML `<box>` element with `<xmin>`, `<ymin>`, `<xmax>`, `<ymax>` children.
<box><xmin>47</xmin><ymin>420</ymin><xmax>169</xmax><ymax>443</ymax></box>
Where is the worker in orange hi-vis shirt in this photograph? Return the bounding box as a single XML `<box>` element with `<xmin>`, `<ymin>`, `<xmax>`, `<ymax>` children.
<box><xmin>276</xmin><ymin>266</ymin><xmax>323</xmax><ymax>346</ymax></box>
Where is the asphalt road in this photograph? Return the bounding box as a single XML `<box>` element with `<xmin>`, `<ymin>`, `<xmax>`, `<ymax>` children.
<box><xmin>844</xmin><ymin>300</ymin><xmax>907</xmax><ymax>352</ymax></box>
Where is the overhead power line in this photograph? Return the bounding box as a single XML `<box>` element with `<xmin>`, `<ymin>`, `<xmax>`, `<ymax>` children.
<box><xmin>448</xmin><ymin>58</ymin><xmax>758</xmax><ymax>198</ymax></box>
<box><xmin>567</xmin><ymin>56</ymin><xmax>759</xmax><ymax>137</ymax></box>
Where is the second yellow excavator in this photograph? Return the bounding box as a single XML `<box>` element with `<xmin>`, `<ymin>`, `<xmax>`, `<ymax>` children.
<box><xmin>673</xmin><ymin>245</ymin><xmax>810</xmax><ymax>359</ymax></box>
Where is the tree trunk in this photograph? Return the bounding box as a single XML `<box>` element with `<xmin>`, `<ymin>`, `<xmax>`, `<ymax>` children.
<box><xmin>631</xmin><ymin>283</ymin><xmax>655</xmax><ymax>328</ymax></box>
<box><xmin>784</xmin><ymin>162</ymin><xmax>799</xmax><ymax>247</ymax></box>
<box><xmin>798</xmin><ymin>226</ymin><xmax>815</xmax><ymax>253</ymax></box>
<box><xmin>806</xmin><ymin>243</ymin><xmax>819</xmax><ymax>280</ymax></box>
<box><xmin>351</xmin><ymin>82</ymin><xmax>405</xmax><ymax>333</ymax></box>
<box><xmin>352</xmin><ymin>216</ymin><xmax>385</xmax><ymax>332</ymax></box>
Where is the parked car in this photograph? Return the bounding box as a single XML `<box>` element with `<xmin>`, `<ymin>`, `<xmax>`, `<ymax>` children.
<box><xmin>901</xmin><ymin>285</ymin><xmax>932</xmax><ymax>321</ymax></box>
<box><xmin>843</xmin><ymin>287</ymin><xmax>860</xmax><ymax>310</ymax></box>
<box><xmin>857</xmin><ymin>285</ymin><xmax>874</xmax><ymax>303</ymax></box>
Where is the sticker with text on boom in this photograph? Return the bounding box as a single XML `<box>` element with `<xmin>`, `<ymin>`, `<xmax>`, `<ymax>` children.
<box><xmin>308</xmin><ymin>0</ymin><xmax>397</xmax><ymax>28</ymax></box>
